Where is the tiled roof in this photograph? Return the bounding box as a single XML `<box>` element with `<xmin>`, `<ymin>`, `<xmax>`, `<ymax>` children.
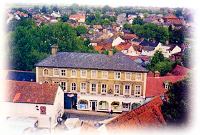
<box><xmin>163</xmin><ymin>14</ymin><xmax>178</xmax><ymax>19</ymax></box>
<box><xmin>170</xmin><ymin>65</ymin><xmax>190</xmax><ymax>76</ymax></box>
<box><xmin>6</xmin><ymin>70</ymin><xmax>36</xmax><ymax>82</ymax></box>
<box><xmin>105</xmin><ymin>97</ymin><xmax>166</xmax><ymax>131</ymax></box>
<box><xmin>115</xmin><ymin>42</ymin><xmax>132</xmax><ymax>51</ymax></box>
<box><xmin>122</xmin><ymin>34</ymin><xmax>138</xmax><ymax>40</ymax></box>
<box><xmin>5</xmin><ymin>80</ymin><xmax>59</xmax><ymax>105</ymax></box>
<box><xmin>145</xmin><ymin>75</ymin><xmax>185</xmax><ymax>98</ymax></box>
<box><xmin>36</xmin><ymin>52</ymin><xmax>148</xmax><ymax>72</ymax></box>
<box><xmin>128</xmin><ymin>56</ymin><xmax>150</xmax><ymax>61</ymax></box>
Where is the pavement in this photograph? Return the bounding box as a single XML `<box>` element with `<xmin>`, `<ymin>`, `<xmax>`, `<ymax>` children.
<box><xmin>64</xmin><ymin>109</ymin><xmax>120</xmax><ymax>124</ymax></box>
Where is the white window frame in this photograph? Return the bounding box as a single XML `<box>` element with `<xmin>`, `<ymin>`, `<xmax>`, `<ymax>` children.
<box><xmin>114</xmin><ymin>84</ymin><xmax>120</xmax><ymax>95</ymax></box>
<box><xmin>53</xmin><ymin>68</ymin><xmax>59</xmax><ymax>77</ymax></box>
<box><xmin>115</xmin><ymin>72</ymin><xmax>121</xmax><ymax>80</ymax></box>
<box><xmin>102</xmin><ymin>71</ymin><xmax>108</xmax><ymax>79</ymax></box>
<box><xmin>71</xmin><ymin>69</ymin><xmax>77</xmax><ymax>77</ymax></box>
<box><xmin>80</xmin><ymin>70</ymin><xmax>87</xmax><ymax>78</ymax></box>
<box><xmin>43</xmin><ymin>68</ymin><xmax>49</xmax><ymax>76</ymax></box>
<box><xmin>135</xmin><ymin>73</ymin><xmax>142</xmax><ymax>81</ymax></box>
<box><xmin>71</xmin><ymin>83</ymin><xmax>76</xmax><ymax>91</ymax></box>
<box><xmin>60</xmin><ymin>69</ymin><xmax>67</xmax><ymax>77</ymax></box>
<box><xmin>164</xmin><ymin>84</ymin><xmax>169</xmax><ymax>89</ymax></box>
<box><xmin>90</xmin><ymin>83</ymin><xmax>97</xmax><ymax>93</ymax></box>
<box><xmin>124</xmin><ymin>84</ymin><xmax>131</xmax><ymax>95</ymax></box>
<box><xmin>80</xmin><ymin>82</ymin><xmax>87</xmax><ymax>92</ymax></box>
<box><xmin>60</xmin><ymin>81</ymin><xmax>67</xmax><ymax>91</ymax></box>
<box><xmin>101</xmin><ymin>83</ymin><xmax>107</xmax><ymax>94</ymax></box>
<box><xmin>125</xmin><ymin>72</ymin><xmax>132</xmax><ymax>80</ymax></box>
<box><xmin>91</xmin><ymin>70</ymin><xmax>97</xmax><ymax>79</ymax></box>
<box><xmin>135</xmin><ymin>85</ymin><xmax>142</xmax><ymax>97</ymax></box>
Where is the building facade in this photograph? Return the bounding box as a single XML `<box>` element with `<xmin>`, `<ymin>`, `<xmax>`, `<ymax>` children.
<box><xmin>36</xmin><ymin>50</ymin><xmax>148</xmax><ymax>112</ymax></box>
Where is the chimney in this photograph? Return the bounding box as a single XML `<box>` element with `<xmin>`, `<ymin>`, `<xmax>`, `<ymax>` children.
<box><xmin>51</xmin><ymin>44</ymin><xmax>58</xmax><ymax>56</ymax></box>
<box><xmin>154</xmin><ymin>71</ymin><xmax>160</xmax><ymax>77</ymax></box>
<box><xmin>108</xmin><ymin>50</ymin><xmax>113</xmax><ymax>56</ymax></box>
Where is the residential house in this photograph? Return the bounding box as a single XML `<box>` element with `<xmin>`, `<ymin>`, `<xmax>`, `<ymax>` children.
<box><xmin>69</xmin><ymin>13</ymin><xmax>86</xmax><ymax>23</ymax></box>
<box><xmin>145</xmin><ymin>72</ymin><xmax>185</xmax><ymax>99</ymax></box>
<box><xmin>103</xmin><ymin>96</ymin><xmax>166</xmax><ymax>133</ymax></box>
<box><xmin>168</xmin><ymin>45</ymin><xmax>182</xmax><ymax>55</ymax></box>
<box><xmin>112</xmin><ymin>36</ymin><xmax>125</xmax><ymax>47</ymax></box>
<box><xmin>35</xmin><ymin>46</ymin><xmax>148</xmax><ymax>113</ymax></box>
<box><xmin>115</xmin><ymin>42</ymin><xmax>140</xmax><ymax>56</ymax></box>
<box><xmin>163</xmin><ymin>14</ymin><xmax>183</xmax><ymax>26</ymax></box>
<box><xmin>170</xmin><ymin>64</ymin><xmax>190</xmax><ymax>76</ymax></box>
<box><xmin>1</xmin><ymin>80</ymin><xmax>64</xmax><ymax>129</ymax></box>
<box><xmin>154</xmin><ymin>43</ymin><xmax>171</xmax><ymax>58</ymax></box>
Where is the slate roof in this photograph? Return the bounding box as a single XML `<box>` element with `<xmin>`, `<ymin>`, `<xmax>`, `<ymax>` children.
<box><xmin>105</xmin><ymin>96</ymin><xmax>166</xmax><ymax>132</ymax></box>
<box><xmin>5</xmin><ymin>80</ymin><xmax>59</xmax><ymax>105</ymax></box>
<box><xmin>139</xmin><ymin>39</ymin><xmax>159</xmax><ymax>47</ymax></box>
<box><xmin>35</xmin><ymin>52</ymin><xmax>148</xmax><ymax>72</ymax></box>
<box><xmin>6</xmin><ymin>70</ymin><xmax>36</xmax><ymax>82</ymax></box>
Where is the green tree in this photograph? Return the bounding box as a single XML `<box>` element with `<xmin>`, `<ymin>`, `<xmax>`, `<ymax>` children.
<box><xmin>61</xmin><ymin>14</ymin><xmax>69</xmax><ymax>22</ymax></box>
<box><xmin>132</xmin><ymin>16</ymin><xmax>144</xmax><ymax>25</ymax></box>
<box><xmin>162</xmin><ymin>78</ymin><xmax>190</xmax><ymax>125</ymax></box>
<box><xmin>169</xmin><ymin>27</ymin><xmax>184</xmax><ymax>45</ymax></box>
<box><xmin>75</xmin><ymin>25</ymin><xmax>87</xmax><ymax>36</ymax></box>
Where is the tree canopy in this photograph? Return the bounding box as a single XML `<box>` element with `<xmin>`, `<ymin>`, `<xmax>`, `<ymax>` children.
<box><xmin>10</xmin><ymin>19</ymin><xmax>95</xmax><ymax>71</ymax></box>
<box><xmin>162</xmin><ymin>78</ymin><xmax>190</xmax><ymax>125</ymax></box>
<box><xmin>147</xmin><ymin>51</ymin><xmax>175</xmax><ymax>76</ymax></box>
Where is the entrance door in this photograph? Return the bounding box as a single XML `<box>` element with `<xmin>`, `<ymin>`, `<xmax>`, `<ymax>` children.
<box><xmin>92</xmin><ymin>101</ymin><xmax>96</xmax><ymax>111</ymax></box>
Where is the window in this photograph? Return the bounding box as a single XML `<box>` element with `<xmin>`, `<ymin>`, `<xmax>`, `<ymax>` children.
<box><xmin>60</xmin><ymin>69</ymin><xmax>66</xmax><ymax>77</ymax></box>
<box><xmin>53</xmin><ymin>68</ymin><xmax>59</xmax><ymax>76</ymax></box>
<box><xmin>102</xmin><ymin>71</ymin><xmax>108</xmax><ymax>79</ymax></box>
<box><xmin>60</xmin><ymin>82</ymin><xmax>66</xmax><ymax>90</ymax></box>
<box><xmin>54</xmin><ymin>81</ymin><xmax>59</xmax><ymax>84</ymax></box>
<box><xmin>81</xmin><ymin>83</ymin><xmax>86</xmax><ymax>92</ymax></box>
<box><xmin>71</xmin><ymin>83</ymin><xmax>76</xmax><ymax>91</ymax></box>
<box><xmin>101</xmin><ymin>84</ymin><xmax>107</xmax><ymax>93</ymax></box>
<box><xmin>164</xmin><ymin>83</ymin><xmax>169</xmax><ymax>89</ymax></box>
<box><xmin>124</xmin><ymin>84</ymin><xmax>131</xmax><ymax>95</ymax></box>
<box><xmin>136</xmin><ymin>73</ymin><xmax>142</xmax><ymax>81</ymax></box>
<box><xmin>125</xmin><ymin>72</ymin><xmax>131</xmax><ymax>80</ymax></box>
<box><xmin>91</xmin><ymin>70</ymin><xmax>97</xmax><ymax>79</ymax></box>
<box><xmin>114</xmin><ymin>84</ymin><xmax>120</xmax><ymax>94</ymax></box>
<box><xmin>71</xmin><ymin>69</ymin><xmax>77</xmax><ymax>77</ymax></box>
<box><xmin>115</xmin><ymin>72</ymin><xmax>121</xmax><ymax>80</ymax></box>
<box><xmin>135</xmin><ymin>85</ymin><xmax>141</xmax><ymax>97</ymax></box>
<box><xmin>81</xmin><ymin>70</ymin><xmax>87</xmax><ymax>78</ymax></box>
<box><xmin>43</xmin><ymin>69</ymin><xmax>48</xmax><ymax>76</ymax></box>
<box><xmin>91</xmin><ymin>83</ymin><xmax>97</xmax><ymax>93</ymax></box>
<box><xmin>44</xmin><ymin>81</ymin><xmax>49</xmax><ymax>83</ymax></box>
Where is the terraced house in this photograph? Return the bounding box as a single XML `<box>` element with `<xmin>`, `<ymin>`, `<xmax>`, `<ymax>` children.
<box><xmin>35</xmin><ymin>45</ymin><xmax>148</xmax><ymax>112</ymax></box>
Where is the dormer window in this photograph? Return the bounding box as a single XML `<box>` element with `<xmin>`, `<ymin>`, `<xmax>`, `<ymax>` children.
<box><xmin>164</xmin><ymin>81</ymin><xmax>170</xmax><ymax>90</ymax></box>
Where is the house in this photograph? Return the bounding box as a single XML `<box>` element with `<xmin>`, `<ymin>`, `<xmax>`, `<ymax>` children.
<box><xmin>35</xmin><ymin>46</ymin><xmax>148</xmax><ymax>113</ymax></box>
<box><xmin>154</xmin><ymin>43</ymin><xmax>171</xmax><ymax>58</ymax></box>
<box><xmin>170</xmin><ymin>64</ymin><xmax>190</xmax><ymax>76</ymax></box>
<box><xmin>121</xmin><ymin>33</ymin><xmax>138</xmax><ymax>42</ymax></box>
<box><xmin>141</xmin><ymin>46</ymin><xmax>155</xmax><ymax>56</ymax></box>
<box><xmin>69</xmin><ymin>13</ymin><xmax>86</xmax><ymax>23</ymax></box>
<box><xmin>104</xmin><ymin>96</ymin><xmax>166</xmax><ymax>133</ymax></box>
<box><xmin>163</xmin><ymin>14</ymin><xmax>183</xmax><ymax>26</ymax></box>
<box><xmin>168</xmin><ymin>45</ymin><xmax>182</xmax><ymax>55</ymax></box>
<box><xmin>115</xmin><ymin>42</ymin><xmax>139</xmax><ymax>56</ymax></box>
<box><xmin>112</xmin><ymin>36</ymin><xmax>125</xmax><ymax>47</ymax></box>
<box><xmin>1</xmin><ymin>80</ymin><xmax>64</xmax><ymax>129</ymax></box>
<box><xmin>145</xmin><ymin>72</ymin><xmax>185</xmax><ymax>99</ymax></box>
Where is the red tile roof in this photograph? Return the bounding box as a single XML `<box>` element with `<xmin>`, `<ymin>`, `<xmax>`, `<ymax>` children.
<box><xmin>69</xmin><ymin>13</ymin><xmax>85</xmax><ymax>21</ymax></box>
<box><xmin>115</xmin><ymin>42</ymin><xmax>132</xmax><ymax>51</ymax></box>
<box><xmin>163</xmin><ymin>14</ymin><xmax>178</xmax><ymax>19</ymax></box>
<box><xmin>122</xmin><ymin>34</ymin><xmax>138</xmax><ymax>40</ymax></box>
<box><xmin>5</xmin><ymin>80</ymin><xmax>59</xmax><ymax>105</ymax></box>
<box><xmin>170</xmin><ymin>65</ymin><xmax>190</xmax><ymax>76</ymax></box>
<box><xmin>105</xmin><ymin>97</ymin><xmax>166</xmax><ymax>132</ymax></box>
<box><xmin>145</xmin><ymin>75</ymin><xmax>185</xmax><ymax>98</ymax></box>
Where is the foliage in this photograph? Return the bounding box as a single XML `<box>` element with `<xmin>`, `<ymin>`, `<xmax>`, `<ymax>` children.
<box><xmin>169</xmin><ymin>27</ymin><xmax>184</xmax><ymax>45</ymax></box>
<box><xmin>130</xmin><ymin>23</ymin><xmax>169</xmax><ymax>44</ymax></box>
<box><xmin>132</xmin><ymin>16</ymin><xmax>144</xmax><ymax>25</ymax></box>
<box><xmin>10</xmin><ymin>19</ymin><xmax>95</xmax><ymax>71</ymax></box>
<box><xmin>161</xmin><ymin>78</ymin><xmax>190</xmax><ymax>125</ymax></box>
<box><xmin>182</xmin><ymin>48</ymin><xmax>191</xmax><ymax>68</ymax></box>
<box><xmin>61</xmin><ymin>14</ymin><xmax>69</xmax><ymax>22</ymax></box>
<box><xmin>75</xmin><ymin>25</ymin><xmax>87</xmax><ymax>36</ymax></box>
<box><xmin>131</xmin><ymin>103</ymin><xmax>141</xmax><ymax>110</ymax></box>
<box><xmin>147</xmin><ymin>51</ymin><xmax>174</xmax><ymax>76</ymax></box>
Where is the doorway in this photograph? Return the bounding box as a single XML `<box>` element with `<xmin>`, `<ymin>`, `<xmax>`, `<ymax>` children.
<box><xmin>90</xmin><ymin>100</ymin><xmax>97</xmax><ymax>111</ymax></box>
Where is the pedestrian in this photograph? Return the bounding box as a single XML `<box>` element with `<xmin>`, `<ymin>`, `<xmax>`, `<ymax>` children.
<box><xmin>110</xmin><ymin>109</ymin><xmax>113</xmax><ymax>115</ymax></box>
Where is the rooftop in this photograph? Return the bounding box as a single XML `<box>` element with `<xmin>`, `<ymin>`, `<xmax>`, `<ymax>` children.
<box><xmin>4</xmin><ymin>80</ymin><xmax>59</xmax><ymax>105</ymax></box>
<box><xmin>36</xmin><ymin>52</ymin><xmax>148</xmax><ymax>72</ymax></box>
